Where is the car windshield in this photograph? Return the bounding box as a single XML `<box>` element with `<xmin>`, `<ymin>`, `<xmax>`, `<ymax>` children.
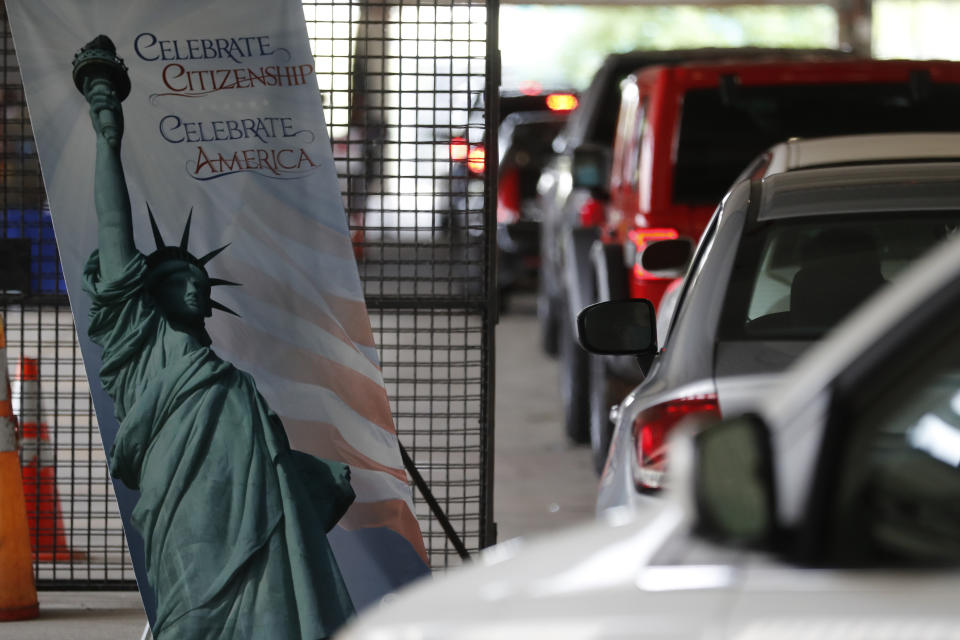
<box><xmin>674</xmin><ymin>82</ymin><xmax>960</xmax><ymax>205</ymax></box>
<box><xmin>719</xmin><ymin>213</ymin><xmax>960</xmax><ymax>340</ymax></box>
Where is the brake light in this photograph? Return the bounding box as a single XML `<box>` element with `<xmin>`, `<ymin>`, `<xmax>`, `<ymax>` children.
<box><xmin>519</xmin><ymin>81</ymin><xmax>543</xmax><ymax>96</ymax></box>
<box><xmin>546</xmin><ymin>93</ymin><xmax>578</xmax><ymax>112</ymax></box>
<box><xmin>632</xmin><ymin>394</ymin><xmax>719</xmax><ymax>491</ymax></box>
<box><xmin>578</xmin><ymin>197</ymin><xmax>605</xmax><ymax>227</ymax></box>
<box><xmin>467</xmin><ymin>145</ymin><xmax>486</xmax><ymax>175</ymax></box>
<box><xmin>628</xmin><ymin>228</ymin><xmax>679</xmax><ymax>280</ymax></box>
<box><xmin>497</xmin><ymin>166</ymin><xmax>521</xmax><ymax>224</ymax></box>
<box><xmin>450</xmin><ymin>137</ymin><xmax>468</xmax><ymax>162</ymax></box>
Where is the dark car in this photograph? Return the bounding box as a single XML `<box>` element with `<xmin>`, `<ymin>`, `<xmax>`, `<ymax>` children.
<box><xmin>447</xmin><ymin>90</ymin><xmax>576</xmax><ymax>301</ymax></box>
<box><xmin>495</xmin><ymin>110</ymin><xmax>568</xmax><ymax>303</ymax></box>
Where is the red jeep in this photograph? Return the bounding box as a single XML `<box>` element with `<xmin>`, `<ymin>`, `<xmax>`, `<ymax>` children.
<box><xmin>566</xmin><ymin>56</ymin><xmax>960</xmax><ymax>467</ymax></box>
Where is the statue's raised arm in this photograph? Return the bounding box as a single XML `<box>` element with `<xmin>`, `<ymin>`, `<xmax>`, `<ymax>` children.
<box><xmin>73</xmin><ymin>35</ymin><xmax>135</xmax><ymax>280</ymax></box>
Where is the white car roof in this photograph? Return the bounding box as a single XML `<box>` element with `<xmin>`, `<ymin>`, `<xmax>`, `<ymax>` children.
<box><xmin>763</xmin><ymin>132</ymin><xmax>960</xmax><ymax>177</ymax></box>
<box><xmin>756</xmin><ymin>161</ymin><xmax>960</xmax><ymax>221</ymax></box>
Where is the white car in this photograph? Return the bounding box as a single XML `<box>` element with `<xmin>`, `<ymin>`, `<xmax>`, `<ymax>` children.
<box><xmin>335</xmin><ymin>229</ymin><xmax>960</xmax><ymax>640</ymax></box>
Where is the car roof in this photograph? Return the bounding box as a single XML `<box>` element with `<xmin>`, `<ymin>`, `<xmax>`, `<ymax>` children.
<box><xmin>763</xmin><ymin>132</ymin><xmax>960</xmax><ymax>176</ymax></box>
<box><xmin>756</xmin><ymin>161</ymin><xmax>960</xmax><ymax>221</ymax></box>
<box><xmin>641</xmin><ymin>56</ymin><xmax>960</xmax><ymax>81</ymax></box>
<box><xmin>560</xmin><ymin>47</ymin><xmax>850</xmax><ymax>149</ymax></box>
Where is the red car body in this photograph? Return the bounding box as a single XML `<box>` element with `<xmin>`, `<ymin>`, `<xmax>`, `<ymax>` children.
<box><xmin>602</xmin><ymin>57</ymin><xmax>960</xmax><ymax>307</ymax></box>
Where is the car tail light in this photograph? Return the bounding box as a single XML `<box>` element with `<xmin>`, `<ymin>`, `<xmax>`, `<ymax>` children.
<box><xmin>631</xmin><ymin>394</ymin><xmax>719</xmax><ymax>491</ymax></box>
<box><xmin>578</xmin><ymin>196</ymin><xmax>605</xmax><ymax>227</ymax></box>
<box><xmin>627</xmin><ymin>228</ymin><xmax>679</xmax><ymax>280</ymax></box>
<box><xmin>467</xmin><ymin>144</ymin><xmax>486</xmax><ymax>175</ymax></box>
<box><xmin>497</xmin><ymin>166</ymin><xmax>521</xmax><ymax>224</ymax></box>
<box><xmin>546</xmin><ymin>93</ymin><xmax>578</xmax><ymax>112</ymax></box>
<box><xmin>450</xmin><ymin>137</ymin><xmax>468</xmax><ymax>162</ymax></box>
<box><xmin>519</xmin><ymin>81</ymin><xmax>542</xmax><ymax>96</ymax></box>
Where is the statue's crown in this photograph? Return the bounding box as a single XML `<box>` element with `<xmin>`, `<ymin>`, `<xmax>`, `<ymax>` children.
<box><xmin>144</xmin><ymin>204</ymin><xmax>240</xmax><ymax>317</ymax></box>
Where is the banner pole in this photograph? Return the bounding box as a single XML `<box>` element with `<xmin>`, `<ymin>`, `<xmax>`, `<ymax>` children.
<box><xmin>399</xmin><ymin>442</ymin><xmax>470</xmax><ymax>561</ymax></box>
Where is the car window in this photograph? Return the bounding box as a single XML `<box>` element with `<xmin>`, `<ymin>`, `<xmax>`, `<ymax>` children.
<box><xmin>592</xmin><ymin>68</ymin><xmax>634</xmax><ymax>147</ymax></box>
<box><xmin>626</xmin><ymin>97</ymin><xmax>648</xmax><ymax>191</ymax></box>
<box><xmin>612</xmin><ymin>83</ymin><xmax>639</xmax><ymax>189</ymax></box>
<box><xmin>720</xmin><ymin>213</ymin><xmax>960</xmax><ymax>340</ymax></box>
<box><xmin>830</xmin><ymin>323</ymin><xmax>960</xmax><ymax>565</ymax></box>
<box><xmin>674</xmin><ymin>82</ymin><xmax>960</xmax><ymax>206</ymax></box>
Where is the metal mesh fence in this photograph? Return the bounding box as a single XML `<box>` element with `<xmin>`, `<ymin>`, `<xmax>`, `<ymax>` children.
<box><xmin>0</xmin><ymin>5</ymin><xmax>136</xmax><ymax>587</ymax></box>
<box><xmin>0</xmin><ymin>0</ymin><xmax>494</xmax><ymax>585</ymax></box>
<box><xmin>305</xmin><ymin>0</ymin><xmax>497</xmax><ymax>568</ymax></box>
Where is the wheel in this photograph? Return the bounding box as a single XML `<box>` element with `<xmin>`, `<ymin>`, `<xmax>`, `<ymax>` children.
<box><xmin>537</xmin><ymin>275</ymin><xmax>560</xmax><ymax>357</ymax></box>
<box><xmin>560</xmin><ymin>310</ymin><xmax>590</xmax><ymax>444</ymax></box>
<box><xmin>588</xmin><ymin>356</ymin><xmax>635</xmax><ymax>474</ymax></box>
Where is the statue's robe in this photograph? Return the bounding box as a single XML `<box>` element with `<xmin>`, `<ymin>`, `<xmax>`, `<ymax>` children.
<box><xmin>83</xmin><ymin>251</ymin><xmax>356</xmax><ymax>640</ymax></box>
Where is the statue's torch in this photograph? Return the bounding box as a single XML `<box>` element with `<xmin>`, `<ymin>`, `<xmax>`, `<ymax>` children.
<box><xmin>72</xmin><ymin>35</ymin><xmax>130</xmax><ymax>148</ymax></box>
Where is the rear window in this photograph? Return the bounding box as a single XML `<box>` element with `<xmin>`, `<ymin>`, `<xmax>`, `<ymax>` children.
<box><xmin>674</xmin><ymin>82</ymin><xmax>960</xmax><ymax>205</ymax></box>
<box><xmin>502</xmin><ymin>119</ymin><xmax>567</xmax><ymax>199</ymax></box>
<box><xmin>719</xmin><ymin>213</ymin><xmax>960</xmax><ymax>340</ymax></box>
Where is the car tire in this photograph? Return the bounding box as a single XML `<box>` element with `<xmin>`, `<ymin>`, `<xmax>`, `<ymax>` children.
<box><xmin>588</xmin><ymin>356</ymin><xmax>635</xmax><ymax>475</ymax></box>
<box><xmin>537</xmin><ymin>277</ymin><xmax>560</xmax><ymax>357</ymax></box>
<box><xmin>560</xmin><ymin>309</ymin><xmax>590</xmax><ymax>444</ymax></box>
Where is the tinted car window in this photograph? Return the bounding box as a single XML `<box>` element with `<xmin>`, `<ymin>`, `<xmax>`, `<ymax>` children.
<box><xmin>674</xmin><ymin>83</ymin><xmax>960</xmax><ymax>205</ymax></box>
<box><xmin>501</xmin><ymin>118</ymin><xmax>566</xmax><ymax>200</ymax></box>
<box><xmin>832</xmin><ymin>322</ymin><xmax>960</xmax><ymax>565</ymax></box>
<box><xmin>720</xmin><ymin>213</ymin><xmax>960</xmax><ymax>340</ymax></box>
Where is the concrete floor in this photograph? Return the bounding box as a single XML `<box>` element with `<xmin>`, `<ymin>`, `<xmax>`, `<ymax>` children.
<box><xmin>3</xmin><ymin>292</ymin><xmax>597</xmax><ymax>639</ymax></box>
<box><xmin>0</xmin><ymin>591</ymin><xmax>148</xmax><ymax>640</ymax></box>
<box><xmin>492</xmin><ymin>293</ymin><xmax>598</xmax><ymax>543</ymax></box>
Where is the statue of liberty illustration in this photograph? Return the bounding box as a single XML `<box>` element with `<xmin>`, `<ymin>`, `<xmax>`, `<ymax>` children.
<box><xmin>73</xmin><ymin>35</ymin><xmax>356</xmax><ymax>639</ymax></box>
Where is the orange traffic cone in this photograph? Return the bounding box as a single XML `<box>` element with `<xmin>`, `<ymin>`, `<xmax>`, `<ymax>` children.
<box><xmin>0</xmin><ymin>316</ymin><xmax>39</xmax><ymax>621</ymax></box>
<box><xmin>15</xmin><ymin>357</ymin><xmax>83</xmax><ymax>563</ymax></box>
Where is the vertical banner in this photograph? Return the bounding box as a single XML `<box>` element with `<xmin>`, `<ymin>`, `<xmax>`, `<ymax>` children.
<box><xmin>6</xmin><ymin>0</ymin><xmax>428</xmax><ymax>635</ymax></box>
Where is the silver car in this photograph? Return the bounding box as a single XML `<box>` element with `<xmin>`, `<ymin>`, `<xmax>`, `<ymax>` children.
<box><xmin>580</xmin><ymin>157</ymin><xmax>960</xmax><ymax>514</ymax></box>
<box><xmin>335</xmin><ymin>223</ymin><xmax>960</xmax><ymax>640</ymax></box>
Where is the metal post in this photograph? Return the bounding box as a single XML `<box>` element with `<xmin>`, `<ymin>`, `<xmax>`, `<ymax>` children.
<box><xmin>480</xmin><ymin>0</ymin><xmax>500</xmax><ymax>549</ymax></box>
<box><xmin>836</xmin><ymin>0</ymin><xmax>873</xmax><ymax>57</ymax></box>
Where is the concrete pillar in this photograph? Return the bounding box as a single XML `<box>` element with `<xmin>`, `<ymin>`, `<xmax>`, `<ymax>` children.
<box><xmin>836</xmin><ymin>0</ymin><xmax>873</xmax><ymax>57</ymax></box>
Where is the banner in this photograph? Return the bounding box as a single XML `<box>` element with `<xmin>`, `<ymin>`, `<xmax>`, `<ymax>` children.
<box><xmin>6</xmin><ymin>0</ymin><xmax>428</xmax><ymax>632</ymax></box>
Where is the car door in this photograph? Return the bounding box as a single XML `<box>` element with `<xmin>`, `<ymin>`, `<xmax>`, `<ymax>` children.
<box><xmin>795</xmin><ymin>266</ymin><xmax>960</xmax><ymax>566</ymax></box>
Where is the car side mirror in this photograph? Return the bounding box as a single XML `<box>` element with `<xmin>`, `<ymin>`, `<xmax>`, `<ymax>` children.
<box><xmin>571</xmin><ymin>143</ymin><xmax>610</xmax><ymax>191</ymax></box>
<box><xmin>576</xmin><ymin>299</ymin><xmax>657</xmax><ymax>355</ymax></box>
<box><xmin>694</xmin><ymin>414</ymin><xmax>776</xmax><ymax>546</ymax></box>
<box><xmin>640</xmin><ymin>238</ymin><xmax>693</xmax><ymax>280</ymax></box>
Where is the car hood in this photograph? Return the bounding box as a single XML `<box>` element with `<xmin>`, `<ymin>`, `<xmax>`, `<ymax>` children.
<box><xmin>337</xmin><ymin>501</ymin><xmax>702</xmax><ymax>640</ymax></box>
<box><xmin>725</xmin><ymin>565</ymin><xmax>960</xmax><ymax>638</ymax></box>
<box><xmin>337</xmin><ymin>495</ymin><xmax>960</xmax><ymax>640</ymax></box>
